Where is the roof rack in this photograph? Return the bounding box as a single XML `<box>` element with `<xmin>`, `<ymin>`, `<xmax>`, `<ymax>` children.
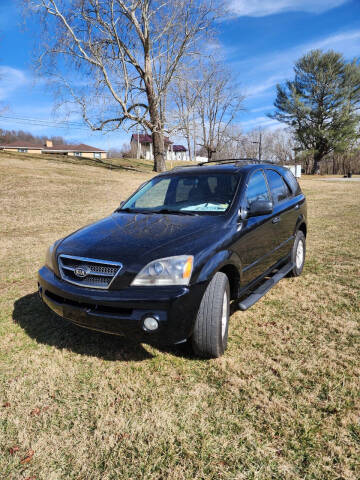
<box><xmin>170</xmin><ymin>158</ymin><xmax>276</xmax><ymax>171</ymax></box>
<box><xmin>198</xmin><ymin>158</ymin><xmax>274</xmax><ymax>166</ymax></box>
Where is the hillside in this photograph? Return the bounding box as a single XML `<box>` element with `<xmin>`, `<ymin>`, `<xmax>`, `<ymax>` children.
<box><xmin>0</xmin><ymin>150</ymin><xmax>198</xmax><ymax>173</ymax></box>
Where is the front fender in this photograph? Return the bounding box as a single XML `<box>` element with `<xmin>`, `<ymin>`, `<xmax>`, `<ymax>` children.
<box><xmin>195</xmin><ymin>250</ymin><xmax>242</xmax><ymax>284</ymax></box>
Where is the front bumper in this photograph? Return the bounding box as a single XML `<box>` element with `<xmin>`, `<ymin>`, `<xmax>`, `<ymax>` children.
<box><xmin>38</xmin><ymin>266</ymin><xmax>207</xmax><ymax>345</ymax></box>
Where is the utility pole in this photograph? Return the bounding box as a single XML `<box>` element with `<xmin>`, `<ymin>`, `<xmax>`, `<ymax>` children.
<box><xmin>252</xmin><ymin>130</ymin><xmax>262</xmax><ymax>162</ymax></box>
<box><xmin>258</xmin><ymin>131</ymin><xmax>262</xmax><ymax>161</ymax></box>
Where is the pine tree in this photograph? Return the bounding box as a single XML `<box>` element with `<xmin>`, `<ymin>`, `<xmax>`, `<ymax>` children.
<box><xmin>270</xmin><ymin>50</ymin><xmax>360</xmax><ymax>174</ymax></box>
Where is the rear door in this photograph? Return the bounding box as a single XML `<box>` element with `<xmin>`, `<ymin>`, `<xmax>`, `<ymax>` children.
<box><xmin>264</xmin><ymin>169</ymin><xmax>297</xmax><ymax>261</ymax></box>
<box><xmin>235</xmin><ymin>169</ymin><xmax>278</xmax><ymax>284</ymax></box>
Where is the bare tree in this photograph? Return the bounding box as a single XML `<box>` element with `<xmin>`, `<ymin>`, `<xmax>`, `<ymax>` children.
<box><xmin>193</xmin><ymin>59</ymin><xmax>244</xmax><ymax>160</ymax></box>
<box><xmin>170</xmin><ymin>75</ymin><xmax>196</xmax><ymax>161</ymax></box>
<box><xmin>24</xmin><ymin>0</ymin><xmax>220</xmax><ymax>171</ymax></box>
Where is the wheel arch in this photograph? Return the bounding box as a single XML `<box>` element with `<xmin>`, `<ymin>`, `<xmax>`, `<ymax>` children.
<box><xmin>196</xmin><ymin>250</ymin><xmax>242</xmax><ymax>301</ymax></box>
<box><xmin>294</xmin><ymin>214</ymin><xmax>307</xmax><ymax>238</ymax></box>
<box><xmin>298</xmin><ymin>221</ymin><xmax>307</xmax><ymax>237</ymax></box>
<box><xmin>218</xmin><ymin>264</ymin><xmax>241</xmax><ymax>300</ymax></box>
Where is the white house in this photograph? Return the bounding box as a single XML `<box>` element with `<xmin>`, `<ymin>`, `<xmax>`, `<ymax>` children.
<box><xmin>170</xmin><ymin>145</ymin><xmax>189</xmax><ymax>161</ymax></box>
<box><xmin>286</xmin><ymin>164</ymin><xmax>302</xmax><ymax>178</ymax></box>
<box><xmin>130</xmin><ymin>134</ymin><xmax>189</xmax><ymax>161</ymax></box>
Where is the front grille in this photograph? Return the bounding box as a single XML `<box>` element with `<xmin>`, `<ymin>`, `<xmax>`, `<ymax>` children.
<box><xmin>58</xmin><ymin>254</ymin><xmax>123</xmax><ymax>289</ymax></box>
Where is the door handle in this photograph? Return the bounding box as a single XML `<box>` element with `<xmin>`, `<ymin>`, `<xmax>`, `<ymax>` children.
<box><xmin>272</xmin><ymin>216</ymin><xmax>280</xmax><ymax>224</ymax></box>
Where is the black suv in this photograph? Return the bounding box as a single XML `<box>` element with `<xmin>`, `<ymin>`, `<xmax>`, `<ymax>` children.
<box><xmin>38</xmin><ymin>162</ymin><xmax>307</xmax><ymax>358</ymax></box>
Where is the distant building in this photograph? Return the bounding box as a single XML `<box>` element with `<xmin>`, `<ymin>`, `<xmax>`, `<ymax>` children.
<box><xmin>172</xmin><ymin>144</ymin><xmax>188</xmax><ymax>161</ymax></box>
<box><xmin>286</xmin><ymin>164</ymin><xmax>302</xmax><ymax>178</ymax></box>
<box><xmin>130</xmin><ymin>134</ymin><xmax>189</xmax><ymax>161</ymax></box>
<box><xmin>0</xmin><ymin>139</ymin><xmax>107</xmax><ymax>159</ymax></box>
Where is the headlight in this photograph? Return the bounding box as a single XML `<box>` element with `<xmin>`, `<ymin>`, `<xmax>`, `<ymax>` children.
<box><xmin>45</xmin><ymin>242</ymin><xmax>57</xmax><ymax>271</ymax></box>
<box><xmin>131</xmin><ymin>255</ymin><xmax>194</xmax><ymax>286</ymax></box>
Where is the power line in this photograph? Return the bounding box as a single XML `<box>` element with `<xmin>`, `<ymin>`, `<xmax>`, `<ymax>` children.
<box><xmin>0</xmin><ymin>114</ymin><xmax>94</xmax><ymax>131</ymax></box>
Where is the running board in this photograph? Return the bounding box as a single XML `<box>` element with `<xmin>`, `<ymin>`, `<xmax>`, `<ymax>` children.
<box><xmin>238</xmin><ymin>262</ymin><xmax>294</xmax><ymax>311</ymax></box>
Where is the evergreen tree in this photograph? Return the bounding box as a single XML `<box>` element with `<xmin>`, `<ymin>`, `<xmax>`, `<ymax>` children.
<box><xmin>270</xmin><ymin>50</ymin><xmax>360</xmax><ymax>173</ymax></box>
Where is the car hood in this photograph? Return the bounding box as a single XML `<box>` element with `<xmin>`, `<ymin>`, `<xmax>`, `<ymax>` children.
<box><xmin>56</xmin><ymin>212</ymin><xmax>223</xmax><ymax>265</ymax></box>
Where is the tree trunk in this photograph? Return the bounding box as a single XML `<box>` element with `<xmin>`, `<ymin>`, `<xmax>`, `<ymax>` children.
<box><xmin>152</xmin><ymin>131</ymin><xmax>166</xmax><ymax>172</ymax></box>
<box><xmin>186</xmin><ymin>127</ymin><xmax>192</xmax><ymax>162</ymax></box>
<box><xmin>311</xmin><ymin>151</ymin><xmax>322</xmax><ymax>174</ymax></box>
<box><xmin>143</xmin><ymin>47</ymin><xmax>166</xmax><ymax>173</ymax></box>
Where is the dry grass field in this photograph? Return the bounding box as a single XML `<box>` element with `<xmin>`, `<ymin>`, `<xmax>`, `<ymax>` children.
<box><xmin>0</xmin><ymin>154</ymin><xmax>359</xmax><ymax>480</ymax></box>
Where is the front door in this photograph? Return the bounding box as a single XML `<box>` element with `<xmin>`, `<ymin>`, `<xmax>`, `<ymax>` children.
<box><xmin>265</xmin><ymin>169</ymin><xmax>297</xmax><ymax>261</ymax></box>
<box><xmin>234</xmin><ymin>169</ymin><xmax>278</xmax><ymax>284</ymax></box>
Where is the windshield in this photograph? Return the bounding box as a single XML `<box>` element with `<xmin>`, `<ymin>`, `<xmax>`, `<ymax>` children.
<box><xmin>120</xmin><ymin>172</ymin><xmax>241</xmax><ymax>214</ymax></box>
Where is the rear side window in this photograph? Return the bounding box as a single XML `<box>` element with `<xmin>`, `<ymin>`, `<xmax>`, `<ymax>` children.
<box><xmin>246</xmin><ymin>170</ymin><xmax>271</xmax><ymax>208</ymax></box>
<box><xmin>282</xmin><ymin>168</ymin><xmax>301</xmax><ymax>195</ymax></box>
<box><xmin>265</xmin><ymin>170</ymin><xmax>292</xmax><ymax>204</ymax></box>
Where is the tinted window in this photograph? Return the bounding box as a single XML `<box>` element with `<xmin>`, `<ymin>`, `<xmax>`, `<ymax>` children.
<box><xmin>283</xmin><ymin>168</ymin><xmax>301</xmax><ymax>195</ymax></box>
<box><xmin>246</xmin><ymin>170</ymin><xmax>271</xmax><ymax>208</ymax></box>
<box><xmin>122</xmin><ymin>173</ymin><xmax>240</xmax><ymax>213</ymax></box>
<box><xmin>266</xmin><ymin>170</ymin><xmax>291</xmax><ymax>204</ymax></box>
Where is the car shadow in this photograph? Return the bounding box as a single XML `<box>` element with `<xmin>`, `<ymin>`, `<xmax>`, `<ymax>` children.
<box><xmin>12</xmin><ymin>292</ymin><xmax>156</xmax><ymax>361</ymax></box>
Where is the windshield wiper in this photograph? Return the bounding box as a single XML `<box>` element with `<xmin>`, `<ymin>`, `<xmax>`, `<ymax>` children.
<box><xmin>154</xmin><ymin>209</ymin><xmax>198</xmax><ymax>216</ymax></box>
<box><xmin>116</xmin><ymin>207</ymin><xmax>197</xmax><ymax>216</ymax></box>
<box><xmin>115</xmin><ymin>207</ymin><xmax>152</xmax><ymax>214</ymax></box>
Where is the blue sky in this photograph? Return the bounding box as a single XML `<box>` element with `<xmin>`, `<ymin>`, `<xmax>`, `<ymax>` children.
<box><xmin>0</xmin><ymin>0</ymin><xmax>360</xmax><ymax>150</ymax></box>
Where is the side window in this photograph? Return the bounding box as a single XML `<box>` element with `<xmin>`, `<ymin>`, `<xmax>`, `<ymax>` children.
<box><xmin>246</xmin><ymin>170</ymin><xmax>270</xmax><ymax>208</ymax></box>
<box><xmin>134</xmin><ymin>179</ymin><xmax>170</xmax><ymax>208</ymax></box>
<box><xmin>265</xmin><ymin>170</ymin><xmax>292</xmax><ymax>204</ymax></box>
<box><xmin>283</xmin><ymin>169</ymin><xmax>301</xmax><ymax>195</ymax></box>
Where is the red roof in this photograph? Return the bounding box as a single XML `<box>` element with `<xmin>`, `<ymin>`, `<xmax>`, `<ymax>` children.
<box><xmin>0</xmin><ymin>142</ymin><xmax>106</xmax><ymax>152</ymax></box>
<box><xmin>173</xmin><ymin>145</ymin><xmax>187</xmax><ymax>152</ymax></box>
<box><xmin>131</xmin><ymin>134</ymin><xmax>172</xmax><ymax>144</ymax></box>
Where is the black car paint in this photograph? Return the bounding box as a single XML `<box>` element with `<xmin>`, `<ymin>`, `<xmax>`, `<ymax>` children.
<box><xmin>38</xmin><ymin>164</ymin><xmax>307</xmax><ymax>345</ymax></box>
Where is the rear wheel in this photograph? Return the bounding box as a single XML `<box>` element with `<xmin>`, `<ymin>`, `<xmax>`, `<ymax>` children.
<box><xmin>289</xmin><ymin>230</ymin><xmax>306</xmax><ymax>277</ymax></box>
<box><xmin>191</xmin><ymin>272</ymin><xmax>230</xmax><ymax>358</ymax></box>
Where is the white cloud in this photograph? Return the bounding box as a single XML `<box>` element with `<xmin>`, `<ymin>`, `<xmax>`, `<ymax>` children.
<box><xmin>0</xmin><ymin>66</ymin><xmax>28</xmax><ymax>101</ymax></box>
<box><xmin>240</xmin><ymin>116</ymin><xmax>281</xmax><ymax>130</ymax></box>
<box><xmin>250</xmin><ymin>105</ymin><xmax>274</xmax><ymax>113</ymax></box>
<box><xmin>245</xmin><ymin>75</ymin><xmax>285</xmax><ymax>96</ymax></box>
<box><xmin>228</xmin><ymin>0</ymin><xmax>349</xmax><ymax>17</ymax></box>
<box><xmin>237</xmin><ymin>29</ymin><xmax>360</xmax><ymax>99</ymax></box>
<box><xmin>259</xmin><ymin>30</ymin><xmax>360</xmax><ymax>74</ymax></box>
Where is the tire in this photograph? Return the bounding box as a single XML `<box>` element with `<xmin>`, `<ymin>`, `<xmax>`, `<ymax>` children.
<box><xmin>191</xmin><ymin>272</ymin><xmax>230</xmax><ymax>358</ymax></box>
<box><xmin>289</xmin><ymin>230</ymin><xmax>306</xmax><ymax>277</ymax></box>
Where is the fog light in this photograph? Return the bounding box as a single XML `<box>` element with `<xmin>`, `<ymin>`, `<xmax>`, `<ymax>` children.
<box><xmin>143</xmin><ymin>316</ymin><xmax>159</xmax><ymax>331</ymax></box>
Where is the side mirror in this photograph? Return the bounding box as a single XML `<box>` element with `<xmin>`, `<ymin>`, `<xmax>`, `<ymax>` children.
<box><xmin>248</xmin><ymin>200</ymin><xmax>273</xmax><ymax>217</ymax></box>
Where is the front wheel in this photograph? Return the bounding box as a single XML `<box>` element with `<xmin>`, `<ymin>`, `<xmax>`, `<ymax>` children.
<box><xmin>191</xmin><ymin>272</ymin><xmax>230</xmax><ymax>358</ymax></box>
<box><xmin>289</xmin><ymin>230</ymin><xmax>306</xmax><ymax>277</ymax></box>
